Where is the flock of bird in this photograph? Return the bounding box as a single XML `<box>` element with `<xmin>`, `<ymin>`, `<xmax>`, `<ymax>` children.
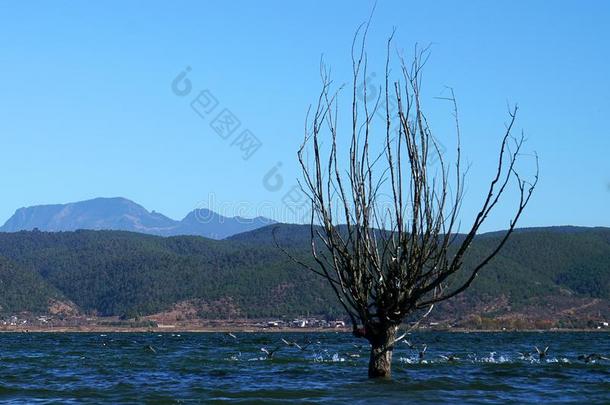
<box><xmin>86</xmin><ymin>331</ymin><xmax>610</xmax><ymax>365</ymax></box>
<box><xmin>220</xmin><ymin>333</ymin><xmax>610</xmax><ymax>364</ymax></box>
<box><xmin>20</xmin><ymin>331</ymin><xmax>609</xmax><ymax>365</ymax></box>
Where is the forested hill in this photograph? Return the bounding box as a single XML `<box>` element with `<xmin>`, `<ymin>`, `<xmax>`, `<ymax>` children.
<box><xmin>0</xmin><ymin>226</ymin><xmax>608</xmax><ymax>326</ymax></box>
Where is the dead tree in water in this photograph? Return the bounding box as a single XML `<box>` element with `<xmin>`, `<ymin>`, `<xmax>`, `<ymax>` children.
<box><xmin>295</xmin><ymin>28</ymin><xmax>538</xmax><ymax>379</ymax></box>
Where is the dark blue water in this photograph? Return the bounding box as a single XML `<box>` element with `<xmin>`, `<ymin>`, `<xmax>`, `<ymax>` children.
<box><xmin>0</xmin><ymin>332</ymin><xmax>608</xmax><ymax>404</ymax></box>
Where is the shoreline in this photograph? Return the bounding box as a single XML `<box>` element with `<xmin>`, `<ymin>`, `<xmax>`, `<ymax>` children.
<box><xmin>1</xmin><ymin>326</ymin><xmax>607</xmax><ymax>333</ymax></box>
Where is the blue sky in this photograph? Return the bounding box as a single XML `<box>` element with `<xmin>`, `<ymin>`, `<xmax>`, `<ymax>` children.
<box><xmin>0</xmin><ymin>1</ymin><xmax>608</xmax><ymax>231</ymax></box>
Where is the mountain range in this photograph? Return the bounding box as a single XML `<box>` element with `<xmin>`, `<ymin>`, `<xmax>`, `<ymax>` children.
<box><xmin>0</xmin><ymin>197</ymin><xmax>275</xmax><ymax>240</ymax></box>
<box><xmin>0</xmin><ymin>224</ymin><xmax>608</xmax><ymax>328</ymax></box>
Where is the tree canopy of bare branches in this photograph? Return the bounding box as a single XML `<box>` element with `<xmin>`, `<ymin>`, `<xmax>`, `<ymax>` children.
<box><xmin>291</xmin><ymin>25</ymin><xmax>539</xmax><ymax>378</ymax></box>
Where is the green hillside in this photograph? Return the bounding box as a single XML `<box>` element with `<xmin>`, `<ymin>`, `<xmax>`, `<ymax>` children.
<box><xmin>0</xmin><ymin>230</ymin><xmax>338</xmax><ymax>318</ymax></box>
<box><xmin>0</xmin><ymin>255</ymin><xmax>61</xmax><ymax>313</ymax></box>
<box><xmin>0</xmin><ymin>226</ymin><xmax>608</xmax><ymax>325</ymax></box>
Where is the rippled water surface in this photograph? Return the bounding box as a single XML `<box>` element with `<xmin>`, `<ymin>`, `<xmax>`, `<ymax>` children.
<box><xmin>0</xmin><ymin>332</ymin><xmax>609</xmax><ymax>404</ymax></box>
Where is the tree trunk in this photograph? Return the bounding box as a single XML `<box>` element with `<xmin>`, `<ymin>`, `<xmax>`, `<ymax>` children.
<box><xmin>367</xmin><ymin>326</ymin><xmax>397</xmax><ymax>378</ymax></box>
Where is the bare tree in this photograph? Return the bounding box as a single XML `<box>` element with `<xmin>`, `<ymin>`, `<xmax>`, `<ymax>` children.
<box><xmin>291</xmin><ymin>26</ymin><xmax>539</xmax><ymax>378</ymax></box>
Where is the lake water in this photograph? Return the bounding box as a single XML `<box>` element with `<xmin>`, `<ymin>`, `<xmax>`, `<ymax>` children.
<box><xmin>0</xmin><ymin>332</ymin><xmax>608</xmax><ymax>404</ymax></box>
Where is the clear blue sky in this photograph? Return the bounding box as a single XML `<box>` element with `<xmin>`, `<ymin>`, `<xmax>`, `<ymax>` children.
<box><xmin>0</xmin><ymin>1</ymin><xmax>608</xmax><ymax>231</ymax></box>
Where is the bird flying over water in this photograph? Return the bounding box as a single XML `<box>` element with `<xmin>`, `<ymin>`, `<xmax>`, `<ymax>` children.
<box><xmin>145</xmin><ymin>344</ymin><xmax>157</xmax><ymax>354</ymax></box>
<box><xmin>280</xmin><ymin>338</ymin><xmax>316</xmax><ymax>351</ymax></box>
<box><xmin>440</xmin><ymin>354</ymin><xmax>460</xmax><ymax>362</ymax></box>
<box><xmin>299</xmin><ymin>340</ymin><xmax>315</xmax><ymax>351</ymax></box>
<box><xmin>534</xmin><ymin>346</ymin><xmax>549</xmax><ymax>360</ymax></box>
<box><xmin>261</xmin><ymin>345</ymin><xmax>282</xmax><ymax>359</ymax></box>
<box><xmin>419</xmin><ymin>345</ymin><xmax>428</xmax><ymax>361</ymax></box>
<box><xmin>519</xmin><ymin>351</ymin><xmax>532</xmax><ymax>359</ymax></box>
<box><xmin>577</xmin><ymin>353</ymin><xmax>609</xmax><ymax>363</ymax></box>
<box><xmin>281</xmin><ymin>338</ymin><xmax>302</xmax><ymax>350</ymax></box>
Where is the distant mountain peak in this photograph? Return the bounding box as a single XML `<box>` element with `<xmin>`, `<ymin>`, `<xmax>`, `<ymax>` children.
<box><xmin>0</xmin><ymin>197</ymin><xmax>275</xmax><ymax>239</ymax></box>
